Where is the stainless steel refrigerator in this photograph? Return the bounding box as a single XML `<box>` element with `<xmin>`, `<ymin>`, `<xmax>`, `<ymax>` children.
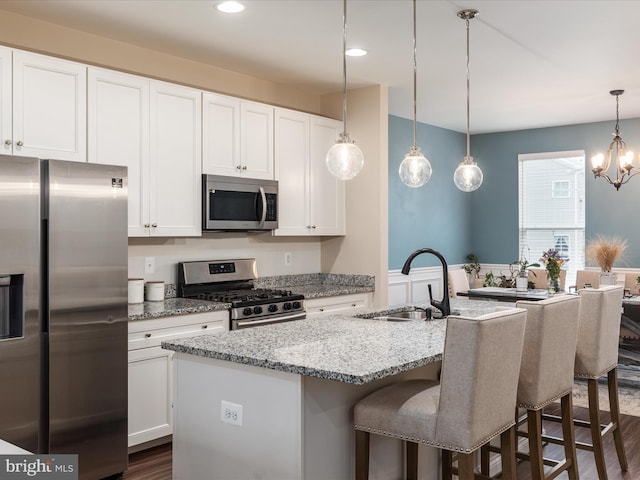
<box><xmin>0</xmin><ymin>155</ymin><xmax>128</xmax><ymax>479</ymax></box>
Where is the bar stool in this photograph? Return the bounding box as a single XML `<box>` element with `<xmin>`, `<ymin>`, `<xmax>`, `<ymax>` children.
<box><xmin>353</xmin><ymin>308</ymin><xmax>527</xmax><ymax>480</ymax></box>
<box><xmin>482</xmin><ymin>295</ymin><xmax>581</xmax><ymax>480</ymax></box>
<box><xmin>543</xmin><ymin>285</ymin><xmax>628</xmax><ymax>479</ymax></box>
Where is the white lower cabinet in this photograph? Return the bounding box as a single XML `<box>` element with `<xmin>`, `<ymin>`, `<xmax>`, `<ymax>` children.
<box><xmin>305</xmin><ymin>293</ymin><xmax>372</xmax><ymax>318</ymax></box>
<box><xmin>127</xmin><ymin>311</ymin><xmax>228</xmax><ymax>449</ymax></box>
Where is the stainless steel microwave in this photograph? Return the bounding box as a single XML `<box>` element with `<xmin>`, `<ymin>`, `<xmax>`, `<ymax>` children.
<box><xmin>202</xmin><ymin>174</ymin><xmax>278</xmax><ymax>231</ymax></box>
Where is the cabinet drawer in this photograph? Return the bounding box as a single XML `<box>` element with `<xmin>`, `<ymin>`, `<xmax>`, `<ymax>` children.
<box><xmin>305</xmin><ymin>293</ymin><xmax>371</xmax><ymax>317</ymax></box>
<box><xmin>128</xmin><ymin>311</ymin><xmax>228</xmax><ymax>350</ymax></box>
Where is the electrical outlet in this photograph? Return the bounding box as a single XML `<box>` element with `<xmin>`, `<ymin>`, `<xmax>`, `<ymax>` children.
<box><xmin>221</xmin><ymin>400</ymin><xmax>243</xmax><ymax>427</ymax></box>
<box><xmin>284</xmin><ymin>252</ymin><xmax>292</xmax><ymax>267</ymax></box>
<box><xmin>144</xmin><ymin>256</ymin><xmax>155</xmax><ymax>274</ymax></box>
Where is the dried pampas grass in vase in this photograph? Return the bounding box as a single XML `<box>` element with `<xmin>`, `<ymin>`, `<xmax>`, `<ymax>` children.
<box><xmin>586</xmin><ymin>235</ymin><xmax>627</xmax><ymax>285</ymax></box>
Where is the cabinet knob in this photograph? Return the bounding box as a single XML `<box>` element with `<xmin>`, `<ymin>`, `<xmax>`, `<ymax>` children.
<box><xmin>152</xmin><ymin>223</ymin><xmax>158</xmax><ymax>227</ymax></box>
<box><xmin>312</xmin><ymin>225</ymin><xmax>316</xmax><ymax>229</ymax></box>
<box><xmin>16</xmin><ymin>141</ymin><xmax>23</xmax><ymax>147</ymax></box>
<box><xmin>319</xmin><ymin>308</ymin><xmax>324</xmax><ymax>312</ymax></box>
<box><xmin>144</xmin><ymin>223</ymin><xmax>150</xmax><ymax>228</ymax></box>
<box><xmin>352</xmin><ymin>304</ymin><xmax>357</xmax><ymax>307</ymax></box>
<box><xmin>145</xmin><ymin>333</ymin><xmax>151</xmax><ymax>338</ymax></box>
<box><xmin>4</xmin><ymin>139</ymin><xmax>11</xmax><ymax>145</ymax></box>
<box><xmin>242</xmin><ymin>165</ymin><xmax>247</xmax><ymax>170</ymax></box>
<box><xmin>236</xmin><ymin>165</ymin><xmax>242</xmax><ymax>170</ymax></box>
<box><xmin>202</xmin><ymin>325</ymin><xmax>208</xmax><ymax>329</ymax></box>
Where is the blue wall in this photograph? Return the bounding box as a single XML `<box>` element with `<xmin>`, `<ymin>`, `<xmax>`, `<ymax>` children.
<box><xmin>471</xmin><ymin>118</ymin><xmax>640</xmax><ymax>266</ymax></box>
<box><xmin>388</xmin><ymin>116</ymin><xmax>640</xmax><ymax>269</ymax></box>
<box><xmin>388</xmin><ymin>115</ymin><xmax>470</xmax><ymax>270</ymax></box>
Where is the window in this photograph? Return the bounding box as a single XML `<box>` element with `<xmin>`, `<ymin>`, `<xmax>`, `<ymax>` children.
<box><xmin>552</xmin><ymin>180</ymin><xmax>570</xmax><ymax>198</ymax></box>
<box><xmin>518</xmin><ymin>150</ymin><xmax>586</xmax><ymax>288</ymax></box>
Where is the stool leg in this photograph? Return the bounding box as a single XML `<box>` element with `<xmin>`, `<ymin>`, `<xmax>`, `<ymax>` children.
<box><xmin>441</xmin><ymin>450</ymin><xmax>453</xmax><ymax>480</ymax></box>
<box><xmin>560</xmin><ymin>393</ymin><xmax>579</xmax><ymax>480</ymax></box>
<box><xmin>527</xmin><ymin>409</ymin><xmax>545</xmax><ymax>480</ymax></box>
<box><xmin>406</xmin><ymin>441</ymin><xmax>418</xmax><ymax>480</ymax></box>
<box><xmin>588</xmin><ymin>378</ymin><xmax>608</xmax><ymax>480</ymax></box>
<box><xmin>456</xmin><ymin>452</ymin><xmax>475</xmax><ymax>480</ymax></box>
<box><xmin>607</xmin><ymin>369</ymin><xmax>629</xmax><ymax>471</ymax></box>
<box><xmin>500</xmin><ymin>426</ymin><xmax>517</xmax><ymax>480</ymax></box>
<box><xmin>355</xmin><ymin>430</ymin><xmax>370</xmax><ymax>480</ymax></box>
<box><xmin>480</xmin><ymin>443</ymin><xmax>490</xmax><ymax>477</ymax></box>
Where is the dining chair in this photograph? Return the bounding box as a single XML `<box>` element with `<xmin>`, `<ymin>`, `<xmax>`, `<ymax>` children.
<box><xmin>354</xmin><ymin>308</ymin><xmax>527</xmax><ymax>480</ymax></box>
<box><xmin>448</xmin><ymin>268</ymin><xmax>470</xmax><ymax>298</ymax></box>
<box><xmin>482</xmin><ymin>295</ymin><xmax>581</xmax><ymax>480</ymax></box>
<box><xmin>623</xmin><ymin>272</ymin><xmax>640</xmax><ymax>294</ymax></box>
<box><xmin>528</xmin><ymin>268</ymin><xmax>567</xmax><ymax>291</ymax></box>
<box><xmin>543</xmin><ymin>285</ymin><xmax>627</xmax><ymax>480</ymax></box>
<box><xmin>568</xmin><ymin>269</ymin><xmax>600</xmax><ymax>293</ymax></box>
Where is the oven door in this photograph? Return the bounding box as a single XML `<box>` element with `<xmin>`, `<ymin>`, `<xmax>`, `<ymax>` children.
<box><xmin>203</xmin><ymin>175</ymin><xmax>278</xmax><ymax>231</ymax></box>
<box><xmin>232</xmin><ymin>311</ymin><xmax>306</xmax><ymax>330</ymax></box>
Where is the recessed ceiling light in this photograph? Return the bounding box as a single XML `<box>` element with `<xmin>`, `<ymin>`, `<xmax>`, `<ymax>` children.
<box><xmin>216</xmin><ymin>1</ymin><xmax>245</xmax><ymax>13</ymax></box>
<box><xmin>346</xmin><ymin>48</ymin><xmax>367</xmax><ymax>57</ymax></box>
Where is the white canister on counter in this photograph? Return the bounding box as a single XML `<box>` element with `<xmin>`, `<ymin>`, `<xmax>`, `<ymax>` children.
<box><xmin>145</xmin><ymin>281</ymin><xmax>165</xmax><ymax>302</ymax></box>
<box><xmin>128</xmin><ymin>278</ymin><xmax>144</xmax><ymax>304</ymax></box>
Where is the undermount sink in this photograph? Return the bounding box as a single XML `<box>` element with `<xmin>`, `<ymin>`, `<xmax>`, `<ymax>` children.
<box><xmin>372</xmin><ymin>310</ymin><xmax>430</xmax><ymax>322</ymax></box>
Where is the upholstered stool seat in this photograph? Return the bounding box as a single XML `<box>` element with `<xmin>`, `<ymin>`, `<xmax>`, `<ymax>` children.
<box><xmin>354</xmin><ymin>309</ymin><xmax>527</xmax><ymax>480</ymax></box>
<box><xmin>482</xmin><ymin>294</ymin><xmax>581</xmax><ymax>480</ymax></box>
<box><xmin>543</xmin><ymin>285</ymin><xmax>628</xmax><ymax>479</ymax></box>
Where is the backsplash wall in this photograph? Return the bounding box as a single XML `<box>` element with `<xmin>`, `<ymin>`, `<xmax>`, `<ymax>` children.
<box><xmin>128</xmin><ymin>235</ymin><xmax>322</xmax><ymax>285</ymax></box>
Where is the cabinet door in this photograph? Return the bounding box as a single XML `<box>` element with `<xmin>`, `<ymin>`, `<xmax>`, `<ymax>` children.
<box><xmin>88</xmin><ymin>68</ymin><xmax>150</xmax><ymax>237</ymax></box>
<box><xmin>0</xmin><ymin>46</ymin><xmax>11</xmax><ymax>155</ymax></box>
<box><xmin>273</xmin><ymin>108</ymin><xmax>310</xmax><ymax>236</ymax></box>
<box><xmin>150</xmin><ymin>81</ymin><xmax>202</xmax><ymax>237</ymax></box>
<box><xmin>12</xmin><ymin>50</ymin><xmax>86</xmax><ymax>161</ymax></box>
<box><xmin>128</xmin><ymin>346</ymin><xmax>173</xmax><ymax>447</ymax></box>
<box><xmin>310</xmin><ymin>116</ymin><xmax>345</xmax><ymax>235</ymax></box>
<box><xmin>202</xmin><ymin>92</ymin><xmax>241</xmax><ymax>176</ymax></box>
<box><xmin>241</xmin><ymin>100</ymin><xmax>274</xmax><ymax>179</ymax></box>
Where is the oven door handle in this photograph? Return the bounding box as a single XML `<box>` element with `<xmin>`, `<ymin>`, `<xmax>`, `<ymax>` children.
<box><xmin>234</xmin><ymin>312</ymin><xmax>305</xmax><ymax>328</ymax></box>
<box><xmin>257</xmin><ymin>186</ymin><xmax>267</xmax><ymax>227</ymax></box>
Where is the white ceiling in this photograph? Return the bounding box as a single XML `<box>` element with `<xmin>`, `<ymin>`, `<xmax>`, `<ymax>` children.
<box><xmin>2</xmin><ymin>0</ymin><xmax>640</xmax><ymax>134</ymax></box>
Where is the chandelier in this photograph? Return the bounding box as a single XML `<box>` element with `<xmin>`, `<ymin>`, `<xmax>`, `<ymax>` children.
<box><xmin>591</xmin><ymin>90</ymin><xmax>637</xmax><ymax>190</ymax></box>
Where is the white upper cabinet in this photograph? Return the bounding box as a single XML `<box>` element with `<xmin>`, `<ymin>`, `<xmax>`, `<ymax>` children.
<box><xmin>150</xmin><ymin>81</ymin><xmax>202</xmax><ymax>237</ymax></box>
<box><xmin>274</xmin><ymin>108</ymin><xmax>345</xmax><ymax>236</ymax></box>
<box><xmin>203</xmin><ymin>92</ymin><xmax>274</xmax><ymax>179</ymax></box>
<box><xmin>0</xmin><ymin>47</ymin><xmax>11</xmax><ymax>156</ymax></box>
<box><xmin>11</xmin><ymin>50</ymin><xmax>86</xmax><ymax>161</ymax></box>
<box><xmin>89</xmin><ymin>69</ymin><xmax>201</xmax><ymax>237</ymax></box>
<box><xmin>88</xmin><ymin>67</ymin><xmax>150</xmax><ymax>236</ymax></box>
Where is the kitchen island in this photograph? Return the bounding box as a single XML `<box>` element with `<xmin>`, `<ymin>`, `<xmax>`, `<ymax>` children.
<box><xmin>162</xmin><ymin>299</ymin><xmax>502</xmax><ymax>480</ymax></box>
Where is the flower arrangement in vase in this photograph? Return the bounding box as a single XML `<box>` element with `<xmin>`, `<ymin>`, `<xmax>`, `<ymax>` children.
<box><xmin>585</xmin><ymin>235</ymin><xmax>627</xmax><ymax>286</ymax></box>
<box><xmin>540</xmin><ymin>249</ymin><xmax>568</xmax><ymax>293</ymax></box>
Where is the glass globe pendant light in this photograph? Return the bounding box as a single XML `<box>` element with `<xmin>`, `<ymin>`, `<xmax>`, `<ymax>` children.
<box><xmin>398</xmin><ymin>0</ymin><xmax>432</xmax><ymax>188</ymax></box>
<box><xmin>453</xmin><ymin>9</ymin><xmax>483</xmax><ymax>192</ymax></box>
<box><xmin>326</xmin><ymin>0</ymin><xmax>364</xmax><ymax>180</ymax></box>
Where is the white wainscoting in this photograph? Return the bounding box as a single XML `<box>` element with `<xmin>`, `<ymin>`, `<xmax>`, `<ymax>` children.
<box><xmin>387</xmin><ymin>263</ymin><xmax>507</xmax><ymax>307</ymax></box>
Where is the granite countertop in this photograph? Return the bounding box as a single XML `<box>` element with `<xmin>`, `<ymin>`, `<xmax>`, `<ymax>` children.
<box><xmin>128</xmin><ymin>297</ymin><xmax>230</xmax><ymax>321</ymax></box>
<box><xmin>161</xmin><ymin>298</ymin><xmax>503</xmax><ymax>385</ymax></box>
<box><xmin>256</xmin><ymin>273</ymin><xmax>375</xmax><ymax>299</ymax></box>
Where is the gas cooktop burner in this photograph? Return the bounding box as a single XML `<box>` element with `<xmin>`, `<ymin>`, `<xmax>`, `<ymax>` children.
<box><xmin>177</xmin><ymin>259</ymin><xmax>306</xmax><ymax>330</ymax></box>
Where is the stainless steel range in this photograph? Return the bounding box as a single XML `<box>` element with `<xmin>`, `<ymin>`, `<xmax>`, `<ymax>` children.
<box><xmin>177</xmin><ymin>258</ymin><xmax>305</xmax><ymax>330</ymax></box>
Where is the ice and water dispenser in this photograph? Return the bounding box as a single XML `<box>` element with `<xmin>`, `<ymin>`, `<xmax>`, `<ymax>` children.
<box><xmin>0</xmin><ymin>274</ymin><xmax>24</xmax><ymax>340</ymax></box>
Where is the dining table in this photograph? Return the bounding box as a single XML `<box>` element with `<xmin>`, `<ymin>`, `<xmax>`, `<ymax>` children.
<box><xmin>457</xmin><ymin>286</ymin><xmax>552</xmax><ymax>302</ymax></box>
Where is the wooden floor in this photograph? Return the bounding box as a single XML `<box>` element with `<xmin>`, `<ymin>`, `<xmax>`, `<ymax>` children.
<box><xmin>121</xmin><ymin>404</ymin><xmax>639</xmax><ymax>479</ymax></box>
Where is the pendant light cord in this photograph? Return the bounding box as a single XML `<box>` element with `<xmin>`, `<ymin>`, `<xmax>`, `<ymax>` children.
<box><xmin>342</xmin><ymin>0</ymin><xmax>348</xmax><ymax>136</ymax></box>
<box><xmin>412</xmin><ymin>0</ymin><xmax>417</xmax><ymax>149</ymax></box>
<box><xmin>465</xmin><ymin>16</ymin><xmax>471</xmax><ymax>158</ymax></box>
<box><xmin>615</xmin><ymin>92</ymin><xmax>620</xmax><ymax>134</ymax></box>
